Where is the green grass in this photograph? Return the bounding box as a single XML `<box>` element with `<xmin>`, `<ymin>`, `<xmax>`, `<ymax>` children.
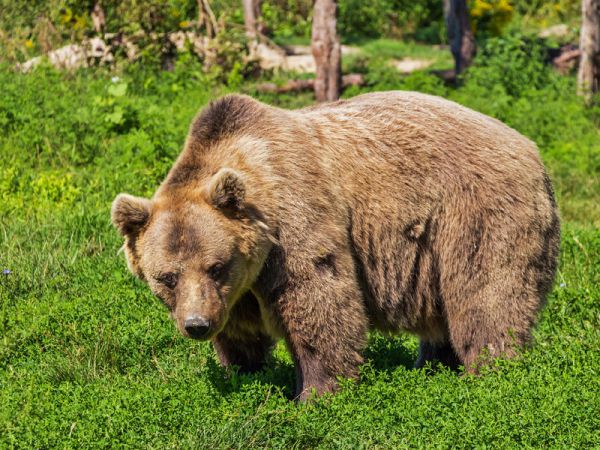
<box><xmin>355</xmin><ymin>38</ymin><xmax>454</xmax><ymax>70</ymax></box>
<box><xmin>271</xmin><ymin>35</ymin><xmax>312</xmax><ymax>47</ymax></box>
<box><xmin>1</xmin><ymin>40</ymin><xmax>599</xmax><ymax>447</ymax></box>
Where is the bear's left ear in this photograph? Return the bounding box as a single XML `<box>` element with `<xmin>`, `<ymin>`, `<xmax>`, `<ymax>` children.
<box><xmin>111</xmin><ymin>193</ymin><xmax>152</xmax><ymax>237</ymax></box>
<box><xmin>206</xmin><ymin>168</ymin><xmax>246</xmax><ymax>212</ymax></box>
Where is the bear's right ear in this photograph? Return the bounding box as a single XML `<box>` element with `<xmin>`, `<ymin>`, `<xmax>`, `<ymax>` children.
<box><xmin>111</xmin><ymin>193</ymin><xmax>152</xmax><ymax>237</ymax></box>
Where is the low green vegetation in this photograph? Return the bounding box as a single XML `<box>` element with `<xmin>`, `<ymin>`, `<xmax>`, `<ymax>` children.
<box><xmin>1</xmin><ymin>34</ymin><xmax>599</xmax><ymax>447</ymax></box>
<box><xmin>345</xmin><ymin>38</ymin><xmax>453</xmax><ymax>71</ymax></box>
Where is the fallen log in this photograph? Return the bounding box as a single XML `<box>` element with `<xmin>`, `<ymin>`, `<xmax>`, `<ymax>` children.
<box><xmin>17</xmin><ymin>37</ymin><xmax>114</xmax><ymax>72</ymax></box>
<box><xmin>552</xmin><ymin>46</ymin><xmax>581</xmax><ymax>75</ymax></box>
<box><xmin>256</xmin><ymin>73</ymin><xmax>364</xmax><ymax>93</ymax></box>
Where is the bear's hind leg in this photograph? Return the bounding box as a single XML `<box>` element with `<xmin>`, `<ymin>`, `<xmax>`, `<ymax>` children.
<box><xmin>439</xmin><ymin>193</ymin><xmax>556</xmax><ymax>372</ymax></box>
<box><xmin>414</xmin><ymin>340</ymin><xmax>461</xmax><ymax>370</ymax></box>
<box><xmin>445</xmin><ymin>288</ymin><xmax>536</xmax><ymax>373</ymax></box>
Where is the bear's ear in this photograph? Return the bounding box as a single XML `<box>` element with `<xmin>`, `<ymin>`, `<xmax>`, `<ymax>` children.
<box><xmin>206</xmin><ymin>168</ymin><xmax>246</xmax><ymax>212</ymax></box>
<box><xmin>111</xmin><ymin>193</ymin><xmax>152</xmax><ymax>237</ymax></box>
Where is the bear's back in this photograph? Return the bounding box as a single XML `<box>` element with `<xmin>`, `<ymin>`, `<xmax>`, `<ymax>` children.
<box><xmin>296</xmin><ymin>91</ymin><xmax>540</xmax><ymax>172</ymax></box>
<box><xmin>285</xmin><ymin>91</ymin><xmax>546</xmax><ymax>214</ymax></box>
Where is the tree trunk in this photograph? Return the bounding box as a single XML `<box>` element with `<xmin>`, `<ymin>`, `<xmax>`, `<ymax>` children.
<box><xmin>311</xmin><ymin>0</ymin><xmax>341</xmax><ymax>102</ymax></box>
<box><xmin>243</xmin><ymin>0</ymin><xmax>263</xmax><ymax>39</ymax></box>
<box><xmin>91</xmin><ymin>2</ymin><xmax>105</xmax><ymax>34</ymax></box>
<box><xmin>578</xmin><ymin>0</ymin><xmax>600</xmax><ymax>101</ymax></box>
<box><xmin>444</xmin><ymin>0</ymin><xmax>476</xmax><ymax>75</ymax></box>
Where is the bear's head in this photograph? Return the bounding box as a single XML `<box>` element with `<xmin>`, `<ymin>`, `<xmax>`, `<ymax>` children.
<box><xmin>111</xmin><ymin>167</ymin><xmax>273</xmax><ymax>340</ymax></box>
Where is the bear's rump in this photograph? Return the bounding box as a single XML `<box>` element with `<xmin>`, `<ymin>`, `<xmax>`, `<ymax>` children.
<box><xmin>346</xmin><ymin>178</ymin><xmax>558</xmax><ymax>341</ymax></box>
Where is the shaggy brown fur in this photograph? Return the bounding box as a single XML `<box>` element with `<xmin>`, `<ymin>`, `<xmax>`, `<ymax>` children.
<box><xmin>111</xmin><ymin>91</ymin><xmax>560</xmax><ymax>400</ymax></box>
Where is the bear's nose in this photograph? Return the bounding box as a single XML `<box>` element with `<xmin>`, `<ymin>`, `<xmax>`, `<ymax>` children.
<box><xmin>184</xmin><ymin>316</ymin><xmax>211</xmax><ymax>339</ymax></box>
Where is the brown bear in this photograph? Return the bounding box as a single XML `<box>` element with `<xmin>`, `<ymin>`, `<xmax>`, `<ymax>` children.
<box><xmin>111</xmin><ymin>91</ymin><xmax>560</xmax><ymax>400</ymax></box>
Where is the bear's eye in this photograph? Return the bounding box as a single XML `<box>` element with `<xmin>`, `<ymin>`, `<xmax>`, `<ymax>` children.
<box><xmin>156</xmin><ymin>272</ymin><xmax>178</xmax><ymax>290</ymax></box>
<box><xmin>207</xmin><ymin>262</ymin><xmax>225</xmax><ymax>280</ymax></box>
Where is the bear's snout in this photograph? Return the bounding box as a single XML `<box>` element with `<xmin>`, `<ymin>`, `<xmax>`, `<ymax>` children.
<box><xmin>184</xmin><ymin>316</ymin><xmax>211</xmax><ymax>340</ymax></box>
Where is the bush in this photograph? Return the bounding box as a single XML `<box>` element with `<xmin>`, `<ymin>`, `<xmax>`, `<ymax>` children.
<box><xmin>261</xmin><ymin>0</ymin><xmax>313</xmax><ymax>40</ymax></box>
<box><xmin>339</xmin><ymin>0</ymin><xmax>444</xmax><ymax>42</ymax></box>
<box><xmin>461</xmin><ymin>34</ymin><xmax>550</xmax><ymax>97</ymax></box>
<box><xmin>469</xmin><ymin>0</ymin><xmax>514</xmax><ymax>36</ymax></box>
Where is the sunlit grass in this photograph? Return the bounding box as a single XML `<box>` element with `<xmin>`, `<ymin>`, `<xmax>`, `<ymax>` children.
<box><xmin>0</xmin><ymin>48</ymin><xmax>598</xmax><ymax>447</ymax></box>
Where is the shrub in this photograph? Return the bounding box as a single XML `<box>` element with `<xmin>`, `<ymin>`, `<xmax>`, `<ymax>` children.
<box><xmin>461</xmin><ymin>34</ymin><xmax>550</xmax><ymax>97</ymax></box>
<box><xmin>469</xmin><ymin>0</ymin><xmax>514</xmax><ymax>36</ymax></box>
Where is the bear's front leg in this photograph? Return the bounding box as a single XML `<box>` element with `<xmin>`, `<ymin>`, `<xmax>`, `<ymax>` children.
<box><xmin>213</xmin><ymin>332</ymin><xmax>273</xmax><ymax>374</ymax></box>
<box><xmin>212</xmin><ymin>292</ymin><xmax>274</xmax><ymax>374</ymax></box>
<box><xmin>269</xmin><ymin>257</ymin><xmax>369</xmax><ymax>401</ymax></box>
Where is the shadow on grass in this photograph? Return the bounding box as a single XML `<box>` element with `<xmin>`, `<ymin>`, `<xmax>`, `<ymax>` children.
<box><xmin>206</xmin><ymin>332</ymin><xmax>419</xmax><ymax>399</ymax></box>
<box><xmin>204</xmin><ymin>356</ymin><xmax>297</xmax><ymax>399</ymax></box>
<box><xmin>364</xmin><ymin>333</ymin><xmax>417</xmax><ymax>373</ymax></box>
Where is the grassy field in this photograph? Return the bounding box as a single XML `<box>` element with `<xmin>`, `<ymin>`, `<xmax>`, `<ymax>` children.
<box><xmin>1</xmin><ymin>38</ymin><xmax>599</xmax><ymax>447</ymax></box>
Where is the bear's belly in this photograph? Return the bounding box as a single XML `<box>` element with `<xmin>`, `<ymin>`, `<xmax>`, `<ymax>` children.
<box><xmin>349</xmin><ymin>213</ymin><xmax>445</xmax><ymax>339</ymax></box>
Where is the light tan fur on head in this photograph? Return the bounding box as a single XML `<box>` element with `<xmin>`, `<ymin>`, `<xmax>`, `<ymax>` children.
<box><xmin>111</xmin><ymin>158</ymin><xmax>274</xmax><ymax>340</ymax></box>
